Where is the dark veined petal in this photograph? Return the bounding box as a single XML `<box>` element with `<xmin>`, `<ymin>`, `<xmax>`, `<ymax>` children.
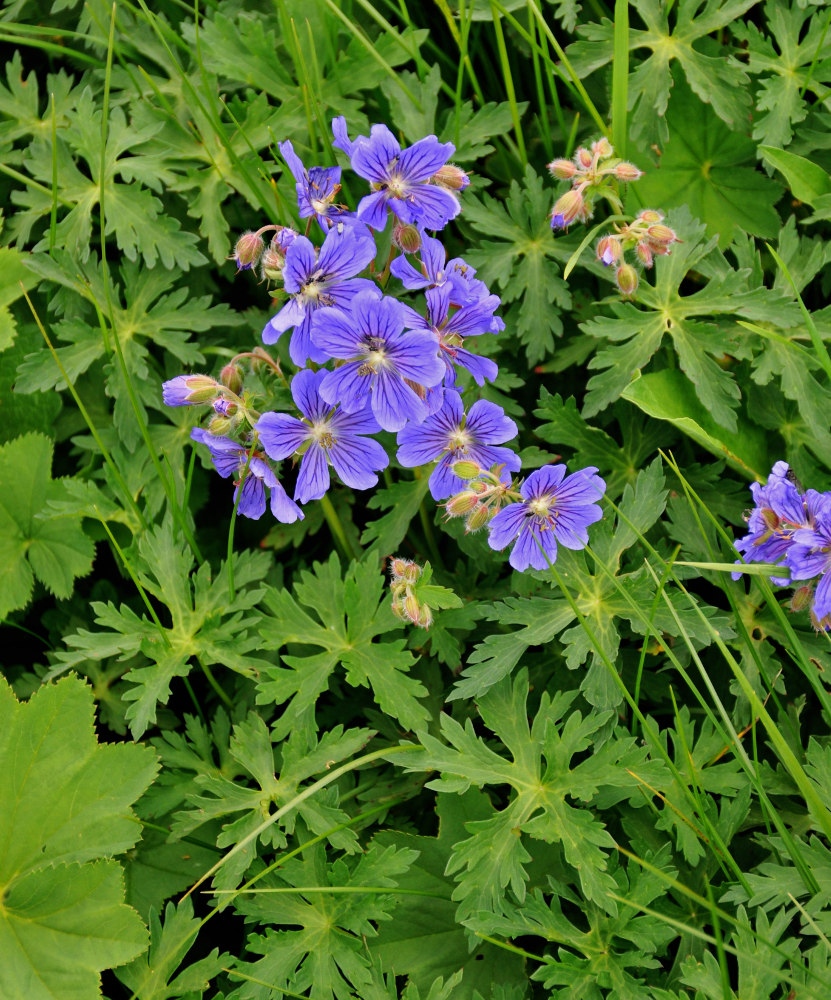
<box><xmin>269</xmin><ymin>479</ymin><xmax>304</xmax><ymax>523</ymax></box>
<box><xmin>317</xmin><ymin>225</ymin><xmax>376</xmax><ymax>280</ymax></box>
<box><xmin>290</xmin><ymin>367</ymin><xmax>331</xmax><ymax>423</ymax></box>
<box><xmin>372</xmin><ymin>370</ymin><xmax>428</xmax><ymax>432</ymax></box>
<box><xmin>282</xmin><ymin>236</ymin><xmax>317</xmax><ymax>292</ymax></box>
<box><xmin>311</xmin><ymin>305</ymin><xmax>362</xmax><ymax>358</ymax></box>
<box><xmin>278</xmin><ymin>139</ymin><xmax>306</xmax><ymax>184</ymax></box>
<box><xmin>520</xmin><ymin>464</ymin><xmax>568</xmax><ymax>501</ymax></box>
<box><xmin>329</xmin><ymin>433</ymin><xmax>388</xmax><ymax>490</ymax></box>
<box><xmin>398</xmin><ymin>136</ymin><xmax>455</xmax><ymax>182</ymax></box>
<box><xmin>408</xmin><ymin>183</ymin><xmax>461</xmax><ymax>230</ymax></box>
<box><xmin>319</xmin><ymin>361</ymin><xmax>373</xmax><ymax>414</ymax></box>
<box><xmin>234</xmin><ymin>472</ymin><xmax>267</xmax><ymax>520</ymax></box>
<box><xmin>511</xmin><ymin>522</ymin><xmax>557</xmax><ymax>571</ymax></box>
<box><xmin>295</xmin><ymin>443</ymin><xmax>331</xmax><ymax>503</ymax></box>
<box><xmin>351</xmin><ymin>124</ymin><xmax>401</xmax><ymax>182</ymax></box>
<box><xmin>465</xmin><ymin>399</ymin><xmax>518</xmax><ymax>446</ymax></box>
<box><xmin>356</xmin><ymin>189</ymin><xmax>392</xmax><ymax>230</ymax></box>
<box><xmin>289</xmin><ymin>313</ymin><xmax>330</xmax><ymax>367</ymax></box>
<box><xmin>262</xmin><ymin>297</ymin><xmax>306</xmax><ymax>343</ymax></box>
<box><xmin>257</xmin><ymin>412</ymin><xmax>310</xmax><ymax>461</ymax></box>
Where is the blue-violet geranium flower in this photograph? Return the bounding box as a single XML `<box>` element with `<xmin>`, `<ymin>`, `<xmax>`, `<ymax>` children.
<box><xmin>256</xmin><ymin>368</ymin><xmax>389</xmax><ymax>503</ymax></box>
<box><xmin>279</xmin><ymin>139</ymin><xmax>353</xmax><ymax>230</ymax></box>
<box><xmin>487</xmin><ymin>464</ymin><xmax>606</xmax><ymax>572</ymax></box>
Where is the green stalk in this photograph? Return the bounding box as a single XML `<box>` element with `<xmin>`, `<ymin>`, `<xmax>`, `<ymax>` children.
<box><xmin>320</xmin><ymin>493</ymin><xmax>361</xmax><ymax>561</ymax></box>
<box><xmin>611</xmin><ymin>0</ymin><xmax>629</xmax><ymax>156</ymax></box>
<box><xmin>489</xmin><ymin>3</ymin><xmax>527</xmax><ymax>166</ymax></box>
<box><xmin>768</xmin><ymin>243</ymin><xmax>831</xmax><ymax>385</ymax></box>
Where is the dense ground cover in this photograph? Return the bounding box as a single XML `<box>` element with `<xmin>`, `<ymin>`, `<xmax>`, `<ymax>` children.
<box><xmin>3</xmin><ymin>0</ymin><xmax>831</xmax><ymax>997</ymax></box>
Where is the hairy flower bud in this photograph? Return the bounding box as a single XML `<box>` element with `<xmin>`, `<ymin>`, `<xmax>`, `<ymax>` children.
<box><xmin>212</xmin><ymin>397</ymin><xmax>238</xmax><ymax>417</ymax></box>
<box><xmin>547</xmin><ymin>158</ymin><xmax>577</xmax><ymax>179</ymax></box>
<box><xmin>162</xmin><ymin>374</ymin><xmax>220</xmax><ymax>407</ymax></box>
<box><xmin>637</xmin><ymin>209</ymin><xmax>664</xmax><ymax>224</ymax></box>
<box><xmin>791</xmin><ymin>585</ymin><xmax>814</xmax><ymax>613</ymax></box>
<box><xmin>431</xmin><ymin>163</ymin><xmax>470</xmax><ymax>191</ymax></box>
<box><xmin>614</xmin><ymin>161</ymin><xmax>643</xmax><ymax>182</ymax></box>
<box><xmin>208</xmin><ymin>415</ymin><xmax>233</xmax><ymax>435</ymax></box>
<box><xmin>220</xmin><ymin>362</ymin><xmax>244</xmax><ymax>394</ymax></box>
<box><xmin>453</xmin><ymin>460</ymin><xmax>482</xmax><ymax>481</ymax></box>
<box><xmin>232</xmin><ymin>231</ymin><xmax>265</xmax><ymax>271</ymax></box>
<box><xmin>591</xmin><ymin>137</ymin><xmax>614</xmax><ymax>159</ymax></box>
<box><xmin>550</xmin><ymin>189</ymin><xmax>584</xmax><ymax>230</ymax></box>
<box><xmin>615</xmin><ymin>263</ymin><xmax>639</xmax><ymax>298</ymax></box>
<box><xmin>416</xmin><ymin>604</ymin><xmax>434</xmax><ymax>629</ymax></box>
<box><xmin>465</xmin><ymin>502</ymin><xmax>491</xmax><ymax>533</ymax></box>
<box><xmin>636</xmin><ymin>242</ymin><xmax>654</xmax><ymax>268</ymax></box>
<box><xmin>392</xmin><ymin>222</ymin><xmax>422</xmax><ymax>254</ymax></box>
<box><xmin>574</xmin><ymin>147</ymin><xmax>593</xmax><ymax>169</ymax></box>
<box><xmin>403</xmin><ymin>592</ymin><xmax>421</xmax><ymax>625</ymax></box>
<box><xmin>596</xmin><ymin>235</ymin><xmax>622</xmax><ymax>267</ymax></box>
<box><xmin>446</xmin><ymin>490</ymin><xmax>481</xmax><ymax>517</ymax></box>
<box><xmin>646</xmin><ymin>224</ymin><xmax>678</xmax><ymax>246</ymax></box>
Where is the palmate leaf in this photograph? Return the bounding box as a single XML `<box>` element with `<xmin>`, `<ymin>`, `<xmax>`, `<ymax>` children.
<box><xmin>631</xmin><ymin>77</ymin><xmax>782</xmax><ymax>247</ymax></box>
<box><xmin>734</xmin><ymin>0</ymin><xmax>831</xmax><ymax>148</ymax></box>
<box><xmin>582</xmin><ymin>207</ymin><xmax>795</xmax><ymax>430</ymax></box>
<box><xmin>54</xmin><ymin>520</ymin><xmax>272</xmax><ymax>737</ymax></box>
<box><xmin>395</xmin><ymin>671</ymin><xmax>666</xmax><ymax>921</ymax></box>
<box><xmin>463</xmin><ymin>165</ymin><xmax>572</xmax><ymax>364</ymax></box>
<box><xmin>257</xmin><ymin>554</ymin><xmax>430</xmax><ymax>738</ymax></box>
<box><xmin>0</xmin><ymin>432</ymin><xmax>95</xmax><ymax>618</ymax></box>
<box><xmin>0</xmin><ymin>675</ymin><xmax>157</xmax><ymax>1000</ymax></box>
<box><xmin>371</xmin><ymin>791</ymin><xmax>526</xmax><ymax>998</ymax></box>
<box><xmin>477</xmin><ymin>849</ymin><xmax>679</xmax><ymax>1000</ymax></box>
<box><xmin>566</xmin><ymin>0</ymin><xmax>758</xmax><ymax>143</ymax></box>
<box><xmin>228</xmin><ymin>839</ymin><xmax>418</xmax><ymax>1000</ymax></box>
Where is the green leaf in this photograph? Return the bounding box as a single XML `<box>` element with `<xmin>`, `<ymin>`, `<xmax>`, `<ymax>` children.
<box><xmin>567</xmin><ymin>0</ymin><xmax>759</xmax><ymax>143</ymax></box>
<box><xmin>0</xmin><ymin>324</ymin><xmax>61</xmax><ymax>443</ymax></box>
<box><xmin>0</xmin><ymin>674</ymin><xmax>157</xmax><ymax>1000</ymax></box>
<box><xmin>464</xmin><ymin>165</ymin><xmax>571</xmax><ymax>364</ymax></box>
<box><xmin>412</xmin><ymin>562</ymin><xmax>463</xmax><ymax>614</ymax></box>
<box><xmin>621</xmin><ymin>369</ymin><xmax>769</xmax><ymax>480</ymax></box>
<box><xmin>115</xmin><ymin>898</ymin><xmax>227</xmax><ymax>1000</ymax></box>
<box><xmin>631</xmin><ymin>77</ymin><xmax>781</xmax><ymax>247</ymax></box>
<box><xmin>0</xmin><ymin>432</ymin><xmax>95</xmax><ymax>618</ymax></box>
<box><xmin>371</xmin><ymin>792</ymin><xmax>526</xmax><ymax>998</ymax></box>
<box><xmin>760</xmin><ymin>145</ymin><xmax>831</xmax><ymax>206</ymax></box>
<box><xmin>0</xmin><ymin>245</ymin><xmax>37</xmax><ymax>351</ymax></box>
<box><xmin>361</xmin><ymin>474</ymin><xmax>431</xmax><ymax>555</ymax></box>
<box><xmin>258</xmin><ymin>554</ymin><xmax>429</xmax><ymax>738</ymax></box>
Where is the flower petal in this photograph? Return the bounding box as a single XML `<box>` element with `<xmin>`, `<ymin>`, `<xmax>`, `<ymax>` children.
<box><xmin>329</xmin><ymin>434</ymin><xmax>388</xmax><ymax>490</ymax></box>
<box><xmin>257</xmin><ymin>412</ymin><xmax>310</xmax><ymax>461</ymax></box>
<box><xmin>295</xmin><ymin>443</ymin><xmax>331</xmax><ymax>503</ymax></box>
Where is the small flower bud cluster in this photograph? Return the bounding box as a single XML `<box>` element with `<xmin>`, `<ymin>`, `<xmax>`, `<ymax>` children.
<box><xmin>389</xmin><ymin>558</ymin><xmax>433</xmax><ymax>628</ymax></box>
<box><xmin>594</xmin><ymin>209</ymin><xmax>681</xmax><ymax>299</ymax></box>
<box><xmin>229</xmin><ymin>224</ymin><xmax>299</xmax><ymax>282</ymax></box>
<box><xmin>547</xmin><ymin>138</ymin><xmax>643</xmax><ymax>231</ymax></box>
<box><xmin>443</xmin><ymin>461</ymin><xmax>519</xmax><ymax>533</ymax></box>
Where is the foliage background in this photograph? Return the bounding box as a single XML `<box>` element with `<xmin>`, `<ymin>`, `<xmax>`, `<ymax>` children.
<box><xmin>3</xmin><ymin>0</ymin><xmax>831</xmax><ymax>998</ymax></box>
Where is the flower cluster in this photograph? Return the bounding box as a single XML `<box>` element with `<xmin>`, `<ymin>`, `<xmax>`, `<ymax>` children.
<box><xmin>733</xmin><ymin>462</ymin><xmax>831</xmax><ymax>628</ymax></box>
<box><xmin>163</xmin><ymin>116</ymin><xmax>606</xmax><ymax>588</ymax></box>
<box><xmin>548</xmin><ymin>139</ymin><xmax>679</xmax><ymax>299</ymax></box>
<box><xmin>548</xmin><ymin>137</ymin><xmax>642</xmax><ymax>229</ymax></box>
<box><xmin>389</xmin><ymin>559</ymin><xmax>433</xmax><ymax>628</ymax></box>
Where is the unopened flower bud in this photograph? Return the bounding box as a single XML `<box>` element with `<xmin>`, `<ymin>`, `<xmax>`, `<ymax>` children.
<box><xmin>453</xmin><ymin>460</ymin><xmax>482</xmax><ymax>481</ymax></box>
<box><xmin>596</xmin><ymin>235</ymin><xmax>622</xmax><ymax>267</ymax></box>
<box><xmin>591</xmin><ymin>137</ymin><xmax>614</xmax><ymax>159</ymax></box>
<box><xmin>465</xmin><ymin>502</ymin><xmax>491</xmax><ymax>533</ymax></box>
<box><xmin>416</xmin><ymin>604</ymin><xmax>434</xmax><ymax>629</ymax></box>
<box><xmin>391</xmin><ymin>599</ymin><xmax>406</xmax><ymax>621</ymax></box>
<box><xmin>575</xmin><ymin>147</ymin><xmax>593</xmax><ymax>169</ymax></box>
<box><xmin>390</xmin><ymin>558</ymin><xmax>410</xmax><ymax>579</ymax></box>
<box><xmin>791</xmin><ymin>585</ymin><xmax>814</xmax><ymax>613</ymax></box>
<box><xmin>446</xmin><ymin>491</ymin><xmax>481</xmax><ymax>517</ymax></box>
<box><xmin>550</xmin><ymin>189</ymin><xmax>584</xmax><ymax>230</ymax></box>
<box><xmin>614</xmin><ymin>161</ymin><xmax>643</xmax><ymax>182</ymax></box>
<box><xmin>220</xmin><ymin>363</ymin><xmax>244</xmax><ymax>394</ymax></box>
<box><xmin>646</xmin><ymin>224</ymin><xmax>678</xmax><ymax>246</ymax></box>
<box><xmin>615</xmin><ymin>264</ymin><xmax>639</xmax><ymax>298</ymax></box>
<box><xmin>162</xmin><ymin>374</ymin><xmax>220</xmax><ymax>407</ymax></box>
<box><xmin>232</xmin><ymin>231</ymin><xmax>265</xmax><ymax>271</ymax></box>
<box><xmin>212</xmin><ymin>397</ymin><xmax>238</xmax><ymax>417</ymax></box>
<box><xmin>548</xmin><ymin>158</ymin><xmax>578</xmax><ymax>179</ymax></box>
<box><xmin>636</xmin><ymin>242</ymin><xmax>654</xmax><ymax>268</ymax></box>
<box><xmin>392</xmin><ymin>222</ymin><xmax>422</xmax><ymax>254</ymax></box>
<box><xmin>431</xmin><ymin>163</ymin><xmax>470</xmax><ymax>191</ymax></box>
<box><xmin>403</xmin><ymin>592</ymin><xmax>421</xmax><ymax>625</ymax></box>
<box><xmin>637</xmin><ymin>209</ymin><xmax>664</xmax><ymax>224</ymax></box>
<box><xmin>208</xmin><ymin>415</ymin><xmax>233</xmax><ymax>435</ymax></box>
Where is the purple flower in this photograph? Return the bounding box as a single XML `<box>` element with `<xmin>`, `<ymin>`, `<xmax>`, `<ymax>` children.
<box><xmin>407</xmin><ymin>284</ymin><xmax>500</xmax><ymax>387</ymax></box>
<box><xmin>256</xmin><ymin>369</ymin><xmax>389</xmax><ymax>503</ymax></box>
<box><xmin>279</xmin><ymin>140</ymin><xmax>353</xmax><ymax>230</ymax></box>
<box><xmin>390</xmin><ymin>234</ymin><xmax>470</xmax><ymax>301</ymax></box>
<box><xmin>311</xmin><ymin>291</ymin><xmax>445</xmax><ymax>432</ymax></box>
<box><xmin>785</xmin><ymin>503</ymin><xmax>831</xmax><ymax>620</ymax></box>
<box><xmin>334</xmin><ymin>119</ymin><xmax>461</xmax><ymax>231</ymax></box>
<box><xmin>262</xmin><ymin>226</ymin><xmax>377</xmax><ymax>366</ymax></box>
<box><xmin>487</xmin><ymin>464</ymin><xmax>606</xmax><ymax>572</ymax></box>
<box><xmin>191</xmin><ymin>428</ymin><xmax>303</xmax><ymax>522</ymax></box>
<box><xmin>396</xmin><ymin>392</ymin><xmax>520</xmax><ymax>500</ymax></box>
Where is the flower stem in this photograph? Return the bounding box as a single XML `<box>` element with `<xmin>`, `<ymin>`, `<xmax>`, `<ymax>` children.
<box><xmin>320</xmin><ymin>493</ymin><xmax>361</xmax><ymax>561</ymax></box>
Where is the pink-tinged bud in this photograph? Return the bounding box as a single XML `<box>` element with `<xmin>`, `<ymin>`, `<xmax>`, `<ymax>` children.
<box><xmin>614</xmin><ymin>161</ymin><xmax>643</xmax><ymax>182</ymax></box>
<box><xmin>416</xmin><ymin>604</ymin><xmax>434</xmax><ymax>629</ymax></box>
<box><xmin>791</xmin><ymin>585</ymin><xmax>814</xmax><ymax>613</ymax></box>
<box><xmin>446</xmin><ymin>491</ymin><xmax>481</xmax><ymax>517</ymax></box>
<box><xmin>637</xmin><ymin>209</ymin><xmax>664</xmax><ymax>224</ymax></box>
<box><xmin>392</xmin><ymin>222</ymin><xmax>422</xmax><ymax>254</ymax></box>
<box><xmin>636</xmin><ymin>242</ymin><xmax>654</xmax><ymax>268</ymax></box>
<box><xmin>646</xmin><ymin>224</ymin><xmax>678</xmax><ymax>246</ymax></box>
<box><xmin>220</xmin><ymin>363</ymin><xmax>244</xmax><ymax>394</ymax></box>
<box><xmin>403</xmin><ymin>592</ymin><xmax>421</xmax><ymax>625</ymax></box>
<box><xmin>390</xmin><ymin>557</ymin><xmax>410</xmax><ymax>579</ymax></box>
<box><xmin>212</xmin><ymin>397</ymin><xmax>238</xmax><ymax>417</ymax></box>
<box><xmin>402</xmin><ymin>562</ymin><xmax>422</xmax><ymax>584</ymax></box>
<box><xmin>596</xmin><ymin>235</ymin><xmax>622</xmax><ymax>267</ymax></box>
<box><xmin>431</xmin><ymin>163</ymin><xmax>470</xmax><ymax>191</ymax></box>
<box><xmin>550</xmin><ymin>189</ymin><xmax>584</xmax><ymax>230</ymax></box>
<box><xmin>615</xmin><ymin>264</ymin><xmax>639</xmax><ymax>298</ymax></box>
<box><xmin>232</xmin><ymin>231</ymin><xmax>265</xmax><ymax>271</ymax></box>
<box><xmin>453</xmin><ymin>460</ymin><xmax>481</xmax><ymax>481</ymax></box>
<box><xmin>575</xmin><ymin>147</ymin><xmax>593</xmax><ymax>169</ymax></box>
<box><xmin>391</xmin><ymin>599</ymin><xmax>406</xmax><ymax>622</ymax></box>
<box><xmin>547</xmin><ymin>158</ymin><xmax>577</xmax><ymax>179</ymax></box>
<box><xmin>465</xmin><ymin>502</ymin><xmax>490</xmax><ymax>533</ymax></box>
<box><xmin>591</xmin><ymin>137</ymin><xmax>614</xmax><ymax>159</ymax></box>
